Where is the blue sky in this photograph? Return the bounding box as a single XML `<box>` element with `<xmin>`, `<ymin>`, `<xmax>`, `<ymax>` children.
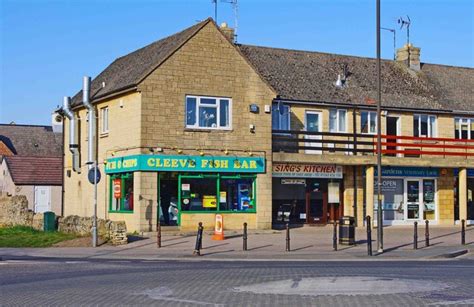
<box><xmin>1</xmin><ymin>0</ymin><xmax>473</xmax><ymax>125</ymax></box>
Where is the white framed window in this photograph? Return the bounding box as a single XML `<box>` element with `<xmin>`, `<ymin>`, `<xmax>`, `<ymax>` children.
<box><xmin>185</xmin><ymin>95</ymin><xmax>231</xmax><ymax>129</ymax></box>
<box><xmin>329</xmin><ymin>108</ymin><xmax>347</xmax><ymax>132</ymax></box>
<box><xmin>100</xmin><ymin>107</ymin><xmax>109</xmax><ymax>134</ymax></box>
<box><xmin>455</xmin><ymin>118</ymin><xmax>474</xmax><ymax>140</ymax></box>
<box><xmin>361</xmin><ymin>111</ymin><xmax>377</xmax><ymax>134</ymax></box>
<box><xmin>414</xmin><ymin>114</ymin><xmax>436</xmax><ymax>138</ymax></box>
<box><xmin>271</xmin><ymin>103</ymin><xmax>290</xmax><ymax>131</ymax></box>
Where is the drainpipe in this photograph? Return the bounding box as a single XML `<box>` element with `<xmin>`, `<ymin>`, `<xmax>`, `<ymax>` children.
<box><xmin>62</xmin><ymin>96</ymin><xmax>80</xmax><ymax>173</ymax></box>
<box><xmin>82</xmin><ymin>76</ymin><xmax>96</xmax><ymax>167</ymax></box>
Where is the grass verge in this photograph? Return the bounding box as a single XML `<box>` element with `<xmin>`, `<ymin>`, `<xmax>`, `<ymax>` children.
<box><xmin>0</xmin><ymin>226</ymin><xmax>79</xmax><ymax>248</ymax></box>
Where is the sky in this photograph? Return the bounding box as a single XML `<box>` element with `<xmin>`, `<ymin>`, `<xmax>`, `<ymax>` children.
<box><xmin>1</xmin><ymin>0</ymin><xmax>473</xmax><ymax>125</ymax></box>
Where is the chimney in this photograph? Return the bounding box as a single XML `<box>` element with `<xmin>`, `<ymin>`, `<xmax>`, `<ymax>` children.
<box><xmin>220</xmin><ymin>22</ymin><xmax>235</xmax><ymax>42</ymax></box>
<box><xmin>396</xmin><ymin>43</ymin><xmax>421</xmax><ymax>71</ymax></box>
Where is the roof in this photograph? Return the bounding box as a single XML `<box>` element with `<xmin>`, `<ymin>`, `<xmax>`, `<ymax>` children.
<box><xmin>0</xmin><ymin>141</ymin><xmax>13</xmax><ymax>156</ymax></box>
<box><xmin>4</xmin><ymin>156</ymin><xmax>62</xmax><ymax>185</ymax></box>
<box><xmin>0</xmin><ymin>124</ymin><xmax>63</xmax><ymax>157</ymax></box>
<box><xmin>71</xmin><ymin>18</ymin><xmax>212</xmax><ymax>107</ymax></box>
<box><xmin>238</xmin><ymin>45</ymin><xmax>474</xmax><ymax>112</ymax></box>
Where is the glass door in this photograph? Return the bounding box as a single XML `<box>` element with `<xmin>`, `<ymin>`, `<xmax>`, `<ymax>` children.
<box><xmin>304</xmin><ymin>111</ymin><xmax>322</xmax><ymax>154</ymax></box>
<box><xmin>405</xmin><ymin>179</ymin><xmax>422</xmax><ymax>220</ymax></box>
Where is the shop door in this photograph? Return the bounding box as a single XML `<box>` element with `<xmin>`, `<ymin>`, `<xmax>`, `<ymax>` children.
<box><xmin>159</xmin><ymin>177</ymin><xmax>179</xmax><ymax>226</ymax></box>
<box><xmin>306</xmin><ymin>188</ymin><xmax>327</xmax><ymax>224</ymax></box>
<box><xmin>304</xmin><ymin>111</ymin><xmax>322</xmax><ymax>154</ymax></box>
<box><xmin>405</xmin><ymin>179</ymin><xmax>423</xmax><ymax>220</ymax></box>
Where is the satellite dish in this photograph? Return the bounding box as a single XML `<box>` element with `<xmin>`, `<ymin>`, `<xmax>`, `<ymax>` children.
<box><xmin>278</xmin><ymin>101</ymin><xmax>285</xmax><ymax>116</ymax></box>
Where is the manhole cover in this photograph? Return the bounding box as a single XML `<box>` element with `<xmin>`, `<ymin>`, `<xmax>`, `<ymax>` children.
<box><xmin>234</xmin><ymin>276</ymin><xmax>448</xmax><ymax>296</ymax></box>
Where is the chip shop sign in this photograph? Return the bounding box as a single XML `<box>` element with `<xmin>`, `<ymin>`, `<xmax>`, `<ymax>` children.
<box><xmin>105</xmin><ymin>154</ymin><xmax>265</xmax><ymax>174</ymax></box>
<box><xmin>273</xmin><ymin>163</ymin><xmax>343</xmax><ymax>179</ymax></box>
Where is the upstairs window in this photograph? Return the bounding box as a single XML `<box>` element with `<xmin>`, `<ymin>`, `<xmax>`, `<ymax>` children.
<box><xmin>361</xmin><ymin>111</ymin><xmax>377</xmax><ymax>134</ymax></box>
<box><xmin>185</xmin><ymin>96</ymin><xmax>231</xmax><ymax>129</ymax></box>
<box><xmin>329</xmin><ymin>109</ymin><xmax>347</xmax><ymax>132</ymax></box>
<box><xmin>455</xmin><ymin>118</ymin><xmax>474</xmax><ymax>140</ymax></box>
<box><xmin>100</xmin><ymin>107</ymin><xmax>109</xmax><ymax>134</ymax></box>
<box><xmin>414</xmin><ymin>114</ymin><xmax>436</xmax><ymax>138</ymax></box>
<box><xmin>272</xmin><ymin>103</ymin><xmax>290</xmax><ymax>131</ymax></box>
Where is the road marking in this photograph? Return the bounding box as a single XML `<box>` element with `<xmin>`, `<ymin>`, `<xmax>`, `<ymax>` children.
<box><xmin>137</xmin><ymin>287</ymin><xmax>223</xmax><ymax>306</ymax></box>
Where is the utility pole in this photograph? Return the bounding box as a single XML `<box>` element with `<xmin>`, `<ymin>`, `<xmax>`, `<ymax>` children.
<box><xmin>376</xmin><ymin>0</ymin><xmax>384</xmax><ymax>253</ymax></box>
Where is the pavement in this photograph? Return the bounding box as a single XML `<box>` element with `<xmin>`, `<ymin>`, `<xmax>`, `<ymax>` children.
<box><xmin>1</xmin><ymin>225</ymin><xmax>473</xmax><ymax>262</ymax></box>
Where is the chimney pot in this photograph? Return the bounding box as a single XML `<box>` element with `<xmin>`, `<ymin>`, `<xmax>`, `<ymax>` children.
<box><xmin>396</xmin><ymin>43</ymin><xmax>421</xmax><ymax>71</ymax></box>
<box><xmin>219</xmin><ymin>22</ymin><xmax>235</xmax><ymax>43</ymax></box>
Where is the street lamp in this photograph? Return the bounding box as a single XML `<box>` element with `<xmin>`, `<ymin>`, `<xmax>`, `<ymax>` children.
<box><xmin>376</xmin><ymin>0</ymin><xmax>384</xmax><ymax>253</ymax></box>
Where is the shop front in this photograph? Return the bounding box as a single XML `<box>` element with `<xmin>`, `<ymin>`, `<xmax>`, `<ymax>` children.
<box><xmin>373</xmin><ymin>167</ymin><xmax>440</xmax><ymax>225</ymax></box>
<box><xmin>105</xmin><ymin>154</ymin><xmax>266</xmax><ymax>228</ymax></box>
<box><xmin>272</xmin><ymin>163</ymin><xmax>343</xmax><ymax>225</ymax></box>
<box><xmin>454</xmin><ymin>168</ymin><xmax>474</xmax><ymax>223</ymax></box>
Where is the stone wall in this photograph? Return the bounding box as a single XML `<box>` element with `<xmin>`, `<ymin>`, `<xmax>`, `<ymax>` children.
<box><xmin>0</xmin><ymin>195</ymin><xmax>127</xmax><ymax>245</ymax></box>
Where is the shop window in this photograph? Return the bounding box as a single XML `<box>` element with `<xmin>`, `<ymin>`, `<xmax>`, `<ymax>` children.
<box><xmin>414</xmin><ymin>114</ymin><xmax>436</xmax><ymax>138</ymax></box>
<box><xmin>329</xmin><ymin>109</ymin><xmax>347</xmax><ymax>132</ymax></box>
<box><xmin>185</xmin><ymin>96</ymin><xmax>231</xmax><ymax>129</ymax></box>
<box><xmin>361</xmin><ymin>111</ymin><xmax>376</xmax><ymax>134</ymax></box>
<box><xmin>423</xmin><ymin>179</ymin><xmax>436</xmax><ymax>220</ymax></box>
<box><xmin>374</xmin><ymin>179</ymin><xmax>405</xmax><ymax>221</ymax></box>
<box><xmin>181</xmin><ymin>176</ymin><xmax>218</xmax><ymax>211</ymax></box>
<box><xmin>272</xmin><ymin>103</ymin><xmax>290</xmax><ymax>131</ymax></box>
<box><xmin>109</xmin><ymin>173</ymin><xmax>134</xmax><ymax>212</ymax></box>
<box><xmin>455</xmin><ymin>118</ymin><xmax>473</xmax><ymax>140</ymax></box>
<box><xmin>219</xmin><ymin>178</ymin><xmax>255</xmax><ymax>211</ymax></box>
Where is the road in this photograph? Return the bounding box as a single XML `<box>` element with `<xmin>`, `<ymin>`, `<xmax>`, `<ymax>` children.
<box><xmin>1</xmin><ymin>258</ymin><xmax>474</xmax><ymax>306</ymax></box>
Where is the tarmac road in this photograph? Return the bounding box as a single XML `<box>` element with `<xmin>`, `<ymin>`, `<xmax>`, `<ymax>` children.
<box><xmin>1</xmin><ymin>258</ymin><xmax>474</xmax><ymax>306</ymax></box>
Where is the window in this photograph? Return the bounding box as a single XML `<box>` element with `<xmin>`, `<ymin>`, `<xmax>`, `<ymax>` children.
<box><xmin>414</xmin><ymin>114</ymin><xmax>436</xmax><ymax>137</ymax></box>
<box><xmin>361</xmin><ymin>111</ymin><xmax>377</xmax><ymax>134</ymax></box>
<box><xmin>101</xmin><ymin>107</ymin><xmax>109</xmax><ymax>134</ymax></box>
<box><xmin>455</xmin><ymin>118</ymin><xmax>474</xmax><ymax>140</ymax></box>
<box><xmin>329</xmin><ymin>109</ymin><xmax>347</xmax><ymax>132</ymax></box>
<box><xmin>180</xmin><ymin>174</ymin><xmax>256</xmax><ymax>212</ymax></box>
<box><xmin>185</xmin><ymin>96</ymin><xmax>231</xmax><ymax>129</ymax></box>
<box><xmin>109</xmin><ymin>173</ymin><xmax>134</xmax><ymax>212</ymax></box>
<box><xmin>272</xmin><ymin>103</ymin><xmax>290</xmax><ymax>131</ymax></box>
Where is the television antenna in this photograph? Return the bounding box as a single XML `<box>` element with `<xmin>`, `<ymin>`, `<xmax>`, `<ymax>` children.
<box><xmin>397</xmin><ymin>16</ymin><xmax>411</xmax><ymax>46</ymax></box>
<box><xmin>381</xmin><ymin>27</ymin><xmax>396</xmax><ymax>60</ymax></box>
<box><xmin>211</xmin><ymin>0</ymin><xmax>239</xmax><ymax>42</ymax></box>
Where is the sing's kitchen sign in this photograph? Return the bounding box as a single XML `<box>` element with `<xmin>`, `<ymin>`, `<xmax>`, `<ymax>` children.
<box><xmin>105</xmin><ymin>154</ymin><xmax>265</xmax><ymax>174</ymax></box>
<box><xmin>273</xmin><ymin>163</ymin><xmax>343</xmax><ymax>179</ymax></box>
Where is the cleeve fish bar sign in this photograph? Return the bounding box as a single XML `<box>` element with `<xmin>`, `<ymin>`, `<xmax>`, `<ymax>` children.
<box><xmin>273</xmin><ymin>163</ymin><xmax>343</xmax><ymax>179</ymax></box>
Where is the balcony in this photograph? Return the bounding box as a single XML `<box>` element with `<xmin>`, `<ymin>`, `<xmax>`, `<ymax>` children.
<box><xmin>272</xmin><ymin>130</ymin><xmax>474</xmax><ymax>167</ymax></box>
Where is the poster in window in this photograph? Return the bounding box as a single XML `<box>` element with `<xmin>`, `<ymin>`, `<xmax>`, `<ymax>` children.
<box><xmin>113</xmin><ymin>179</ymin><xmax>122</xmax><ymax>199</ymax></box>
<box><xmin>220</xmin><ymin>191</ymin><xmax>227</xmax><ymax>203</ymax></box>
<box><xmin>182</xmin><ymin>184</ymin><xmax>190</xmax><ymax>191</ymax></box>
<box><xmin>203</xmin><ymin>195</ymin><xmax>217</xmax><ymax>208</ymax></box>
<box><xmin>328</xmin><ymin>182</ymin><xmax>340</xmax><ymax>203</ymax></box>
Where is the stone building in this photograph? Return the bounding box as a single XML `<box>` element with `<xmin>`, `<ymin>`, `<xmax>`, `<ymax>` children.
<box><xmin>61</xmin><ymin>18</ymin><xmax>473</xmax><ymax>232</ymax></box>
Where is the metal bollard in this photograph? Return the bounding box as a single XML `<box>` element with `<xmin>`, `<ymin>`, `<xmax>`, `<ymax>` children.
<box><xmin>461</xmin><ymin>219</ymin><xmax>466</xmax><ymax>245</ymax></box>
<box><xmin>366</xmin><ymin>216</ymin><xmax>372</xmax><ymax>256</ymax></box>
<box><xmin>193</xmin><ymin>222</ymin><xmax>203</xmax><ymax>256</ymax></box>
<box><xmin>243</xmin><ymin>222</ymin><xmax>248</xmax><ymax>251</ymax></box>
<box><xmin>285</xmin><ymin>223</ymin><xmax>290</xmax><ymax>252</ymax></box>
<box><xmin>425</xmin><ymin>220</ymin><xmax>430</xmax><ymax>247</ymax></box>
<box><xmin>414</xmin><ymin>221</ymin><xmax>418</xmax><ymax>250</ymax></box>
<box><xmin>333</xmin><ymin>221</ymin><xmax>338</xmax><ymax>251</ymax></box>
<box><xmin>157</xmin><ymin>218</ymin><xmax>162</xmax><ymax>248</ymax></box>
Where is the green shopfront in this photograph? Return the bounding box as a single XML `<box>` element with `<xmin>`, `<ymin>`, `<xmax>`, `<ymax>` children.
<box><xmin>105</xmin><ymin>154</ymin><xmax>266</xmax><ymax>228</ymax></box>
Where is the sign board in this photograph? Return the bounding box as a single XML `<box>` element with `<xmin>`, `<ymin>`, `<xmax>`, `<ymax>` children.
<box><xmin>203</xmin><ymin>195</ymin><xmax>217</xmax><ymax>208</ymax></box>
<box><xmin>113</xmin><ymin>179</ymin><xmax>122</xmax><ymax>199</ymax></box>
<box><xmin>328</xmin><ymin>182</ymin><xmax>340</xmax><ymax>203</ymax></box>
<box><xmin>281</xmin><ymin>179</ymin><xmax>306</xmax><ymax>185</ymax></box>
<box><xmin>273</xmin><ymin>164</ymin><xmax>343</xmax><ymax>179</ymax></box>
<box><xmin>453</xmin><ymin>169</ymin><xmax>474</xmax><ymax>178</ymax></box>
<box><xmin>88</xmin><ymin>167</ymin><xmax>101</xmax><ymax>184</ymax></box>
<box><xmin>105</xmin><ymin>154</ymin><xmax>265</xmax><ymax>174</ymax></box>
<box><xmin>212</xmin><ymin>214</ymin><xmax>224</xmax><ymax>240</ymax></box>
<box><xmin>374</xmin><ymin>166</ymin><xmax>439</xmax><ymax>178</ymax></box>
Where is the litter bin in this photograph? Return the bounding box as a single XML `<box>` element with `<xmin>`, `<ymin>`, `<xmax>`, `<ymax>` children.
<box><xmin>339</xmin><ymin>216</ymin><xmax>355</xmax><ymax>245</ymax></box>
<box><xmin>43</xmin><ymin>211</ymin><xmax>56</xmax><ymax>232</ymax></box>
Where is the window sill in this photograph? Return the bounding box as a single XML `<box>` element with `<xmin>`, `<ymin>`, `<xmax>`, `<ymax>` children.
<box><xmin>109</xmin><ymin>210</ymin><xmax>134</xmax><ymax>214</ymax></box>
<box><xmin>184</xmin><ymin>128</ymin><xmax>233</xmax><ymax>133</ymax></box>
<box><xmin>100</xmin><ymin>132</ymin><xmax>109</xmax><ymax>138</ymax></box>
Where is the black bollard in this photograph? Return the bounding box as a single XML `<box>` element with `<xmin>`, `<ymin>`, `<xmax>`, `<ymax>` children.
<box><xmin>157</xmin><ymin>218</ymin><xmax>162</xmax><ymax>248</ymax></box>
<box><xmin>366</xmin><ymin>216</ymin><xmax>372</xmax><ymax>256</ymax></box>
<box><xmin>425</xmin><ymin>220</ymin><xmax>430</xmax><ymax>247</ymax></box>
<box><xmin>461</xmin><ymin>219</ymin><xmax>466</xmax><ymax>245</ymax></box>
<box><xmin>414</xmin><ymin>221</ymin><xmax>418</xmax><ymax>250</ymax></box>
<box><xmin>286</xmin><ymin>223</ymin><xmax>290</xmax><ymax>252</ymax></box>
<box><xmin>243</xmin><ymin>222</ymin><xmax>248</xmax><ymax>251</ymax></box>
<box><xmin>333</xmin><ymin>221</ymin><xmax>338</xmax><ymax>251</ymax></box>
<box><xmin>193</xmin><ymin>222</ymin><xmax>203</xmax><ymax>256</ymax></box>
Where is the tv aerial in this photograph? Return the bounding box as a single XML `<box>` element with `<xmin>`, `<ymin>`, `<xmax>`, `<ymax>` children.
<box><xmin>398</xmin><ymin>16</ymin><xmax>411</xmax><ymax>46</ymax></box>
<box><xmin>211</xmin><ymin>0</ymin><xmax>239</xmax><ymax>42</ymax></box>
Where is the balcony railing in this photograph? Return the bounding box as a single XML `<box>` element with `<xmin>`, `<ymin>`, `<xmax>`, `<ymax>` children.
<box><xmin>272</xmin><ymin>130</ymin><xmax>474</xmax><ymax>158</ymax></box>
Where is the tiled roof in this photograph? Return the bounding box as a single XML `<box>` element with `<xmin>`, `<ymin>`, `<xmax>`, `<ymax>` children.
<box><xmin>71</xmin><ymin>18</ymin><xmax>212</xmax><ymax>107</ymax></box>
<box><xmin>238</xmin><ymin>45</ymin><xmax>474</xmax><ymax>112</ymax></box>
<box><xmin>0</xmin><ymin>124</ymin><xmax>63</xmax><ymax>157</ymax></box>
<box><xmin>0</xmin><ymin>141</ymin><xmax>13</xmax><ymax>156</ymax></box>
<box><xmin>4</xmin><ymin>156</ymin><xmax>62</xmax><ymax>185</ymax></box>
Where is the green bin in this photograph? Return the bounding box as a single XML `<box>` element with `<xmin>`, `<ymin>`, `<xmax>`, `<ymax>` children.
<box><xmin>43</xmin><ymin>211</ymin><xmax>56</xmax><ymax>232</ymax></box>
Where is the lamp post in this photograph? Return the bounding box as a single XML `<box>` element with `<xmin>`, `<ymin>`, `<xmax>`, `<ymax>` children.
<box><xmin>376</xmin><ymin>0</ymin><xmax>384</xmax><ymax>253</ymax></box>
